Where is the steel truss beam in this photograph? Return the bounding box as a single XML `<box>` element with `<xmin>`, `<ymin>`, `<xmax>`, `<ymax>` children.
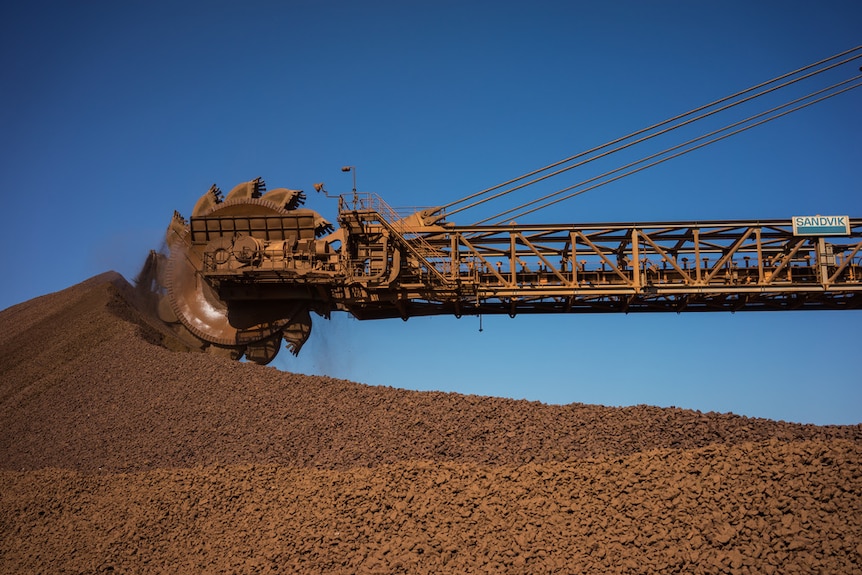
<box><xmin>381</xmin><ymin>218</ymin><xmax>862</xmax><ymax>317</ymax></box>
<box><xmin>198</xmin><ymin>201</ymin><xmax>862</xmax><ymax>320</ymax></box>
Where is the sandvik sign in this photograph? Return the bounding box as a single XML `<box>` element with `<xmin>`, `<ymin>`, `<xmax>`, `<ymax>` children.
<box><xmin>792</xmin><ymin>215</ymin><xmax>850</xmax><ymax>236</ymax></box>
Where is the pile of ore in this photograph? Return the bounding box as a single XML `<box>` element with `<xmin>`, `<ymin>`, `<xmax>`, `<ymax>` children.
<box><xmin>1</xmin><ymin>272</ymin><xmax>860</xmax><ymax>574</ymax></box>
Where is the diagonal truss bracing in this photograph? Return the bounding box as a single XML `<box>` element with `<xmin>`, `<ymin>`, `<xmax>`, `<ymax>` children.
<box><xmin>398</xmin><ymin>219</ymin><xmax>862</xmax><ymax>315</ymax></box>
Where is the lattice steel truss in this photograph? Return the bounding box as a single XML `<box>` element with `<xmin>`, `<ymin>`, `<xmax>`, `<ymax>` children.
<box><xmin>204</xmin><ymin>194</ymin><xmax>859</xmax><ymax>321</ymax></box>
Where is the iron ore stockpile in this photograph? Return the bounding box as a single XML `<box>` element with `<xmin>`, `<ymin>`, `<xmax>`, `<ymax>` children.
<box><xmin>1</xmin><ymin>272</ymin><xmax>861</xmax><ymax>574</ymax></box>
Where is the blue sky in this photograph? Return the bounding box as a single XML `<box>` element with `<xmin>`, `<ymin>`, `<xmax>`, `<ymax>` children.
<box><xmin>1</xmin><ymin>1</ymin><xmax>860</xmax><ymax>424</ymax></box>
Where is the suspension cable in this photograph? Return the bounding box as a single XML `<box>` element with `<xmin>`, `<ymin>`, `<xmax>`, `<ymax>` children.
<box><xmin>458</xmin><ymin>52</ymin><xmax>862</xmax><ymax>222</ymax></box>
<box><xmin>438</xmin><ymin>45</ymin><xmax>862</xmax><ymax>220</ymax></box>
<box><xmin>483</xmin><ymin>75</ymin><xmax>862</xmax><ymax>225</ymax></box>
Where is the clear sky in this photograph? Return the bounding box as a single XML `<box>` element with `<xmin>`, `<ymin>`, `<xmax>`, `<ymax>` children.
<box><xmin>1</xmin><ymin>1</ymin><xmax>860</xmax><ymax>424</ymax></box>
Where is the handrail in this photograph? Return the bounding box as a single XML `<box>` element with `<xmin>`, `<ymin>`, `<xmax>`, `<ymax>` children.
<box><xmin>343</xmin><ymin>193</ymin><xmax>453</xmax><ymax>284</ymax></box>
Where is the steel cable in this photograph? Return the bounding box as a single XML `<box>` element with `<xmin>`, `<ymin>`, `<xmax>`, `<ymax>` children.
<box><xmin>483</xmin><ymin>75</ymin><xmax>862</xmax><ymax>225</ymax></box>
<box><xmin>436</xmin><ymin>46</ymin><xmax>862</xmax><ymax>222</ymax></box>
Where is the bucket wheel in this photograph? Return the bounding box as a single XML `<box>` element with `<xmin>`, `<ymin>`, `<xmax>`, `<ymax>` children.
<box><xmin>161</xmin><ymin>178</ymin><xmax>313</xmax><ymax>365</ymax></box>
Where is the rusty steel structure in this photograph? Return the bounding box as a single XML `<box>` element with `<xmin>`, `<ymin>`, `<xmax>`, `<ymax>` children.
<box><xmin>153</xmin><ymin>47</ymin><xmax>862</xmax><ymax>364</ymax></box>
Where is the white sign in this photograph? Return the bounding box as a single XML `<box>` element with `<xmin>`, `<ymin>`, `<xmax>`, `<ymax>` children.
<box><xmin>792</xmin><ymin>215</ymin><xmax>850</xmax><ymax>236</ymax></box>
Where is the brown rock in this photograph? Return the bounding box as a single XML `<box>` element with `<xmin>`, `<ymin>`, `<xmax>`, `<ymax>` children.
<box><xmin>0</xmin><ymin>273</ymin><xmax>861</xmax><ymax>574</ymax></box>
